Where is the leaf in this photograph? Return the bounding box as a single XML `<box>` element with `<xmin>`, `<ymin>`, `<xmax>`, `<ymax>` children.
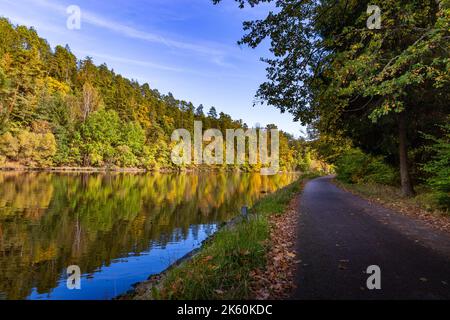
<box><xmin>287</xmin><ymin>252</ymin><xmax>296</xmax><ymax>258</ymax></box>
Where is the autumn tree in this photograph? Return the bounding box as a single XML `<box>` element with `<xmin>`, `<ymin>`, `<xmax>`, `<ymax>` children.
<box><xmin>216</xmin><ymin>0</ymin><xmax>450</xmax><ymax>196</ymax></box>
<box><xmin>0</xmin><ymin>17</ymin><xmax>307</xmax><ymax>171</ymax></box>
<box><xmin>80</xmin><ymin>82</ymin><xmax>102</xmax><ymax>121</ymax></box>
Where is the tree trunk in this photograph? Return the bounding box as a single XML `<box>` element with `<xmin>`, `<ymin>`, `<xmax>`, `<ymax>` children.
<box><xmin>398</xmin><ymin>112</ymin><xmax>415</xmax><ymax>197</ymax></box>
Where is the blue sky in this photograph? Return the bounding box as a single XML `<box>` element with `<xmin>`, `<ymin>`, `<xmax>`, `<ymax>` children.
<box><xmin>0</xmin><ymin>0</ymin><xmax>304</xmax><ymax>136</ymax></box>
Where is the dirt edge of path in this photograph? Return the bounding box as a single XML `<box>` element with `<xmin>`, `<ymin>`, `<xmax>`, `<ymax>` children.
<box><xmin>250</xmin><ymin>194</ymin><xmax>302</xmax><ymax>299</ymax></box>
<box><xmin>333</xmin><ymin>180</ymin><xmax>450</xmax><ymax>235</ymax></box>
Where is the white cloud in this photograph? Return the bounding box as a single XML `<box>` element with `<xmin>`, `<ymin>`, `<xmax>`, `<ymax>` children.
<box><xmin>0</xmin><ymin>0</ymin><xmax>65</xmax><ymax>34</ymax></box>
<box><xmin>76</xmin><ymin>50</ymin><xmax>258</xmax><ymax>80</ymax></box>
<box><xmin>76</xmin><ymin>50</ymin><xmax>191</xmax><ymax>73</ymax></box>
<box><xmin>27</xmin><ymin>0</ymin><xmax>230</xmax><ymax>60</ymax></box>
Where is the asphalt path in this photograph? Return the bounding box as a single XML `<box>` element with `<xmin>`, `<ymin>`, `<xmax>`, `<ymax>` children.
<box><xmin>293</xmin><ymin>176</ymin><xmax>450</xmax><ymax>300</ymax></box>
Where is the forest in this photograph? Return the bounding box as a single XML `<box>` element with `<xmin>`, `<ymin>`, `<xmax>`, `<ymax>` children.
<box><xmin>0</xmin><ymin>0</ymin><xmax>449</xmax><ymax>208</ymax></box>
<box><xmin>0</xmin><ymin>0</ymin><xmax>449</xmax><ymax>302</ymax></box>
<box><xmin>0</xmin><ymin>18</ymin><xmax>310</xmax><ymax>172</ymax></box>
<box><xmin>216</xmin><ymin>0</ymin><xmax>449</xmax><ymax>208</ymax></box>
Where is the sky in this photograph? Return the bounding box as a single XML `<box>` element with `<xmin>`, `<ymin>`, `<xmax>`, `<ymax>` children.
<box><xmin>0</xmin><ymin>0</ymin><xmax>305</xmax><ymax>136</ymax></box>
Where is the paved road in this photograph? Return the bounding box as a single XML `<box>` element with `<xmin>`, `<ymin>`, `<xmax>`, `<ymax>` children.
<box><xmin>293</xmin><ymin>176</ymin><xmax>450</xmax><ymax>300</ymax></box>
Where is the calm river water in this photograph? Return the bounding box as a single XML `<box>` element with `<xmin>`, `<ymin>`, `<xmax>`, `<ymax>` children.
<box><xmin>0</xmin><ymin>172</ymin><xmax>298</xmax><ymax>300</ymax></box>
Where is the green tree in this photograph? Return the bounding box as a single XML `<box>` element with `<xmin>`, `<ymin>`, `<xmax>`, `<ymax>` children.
<box><xmin>0</xmin><ymin>66</ymin><xmax>10</xmax><ymax>133</ymax></box>
<box><xmin>208</xmin><ymin>106</ymin><xmax>218</xmax><ymax>119</ymax></box>
<box><xmin>120</xmin><ymin>122</ymin><xmax>146</xmax><ymax>156</ymax></box>
<box><xmin>216</xmin><ymin>0</ymin><xmax>449</xmax><ymax>196</ymax></box>
<box><xmin>195</xmin><ymin>104</ymin><xmax>205</xmax><ymax>117</ymax></box>
<box><xmin>0</xmin><ymin>17</ymin><xmax>308</xmax><ymax>171</ymax></box>
<box><xmin>50</xmin><ymin>45</ymin><xmax>77</xmax><ymax>85</ymax></box>
<box><xmin>78</xmin><ymin>110</ymin><xmax>121</xmax><ymax>166</ymax></box>
<box><xmin>423</xmin><ymin>121</ymin><xmax>450</xmax><ymax>208</ymax></box>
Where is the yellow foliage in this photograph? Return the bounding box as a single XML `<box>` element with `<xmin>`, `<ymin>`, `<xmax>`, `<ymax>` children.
<box><xmin>0</xmin><ymin>129</ymin><xmax>57</xmax><ymax>167</ymax></box>
<box><xmin>33</xmin><ymin>244</ymin><xmax>57</xmax><ymax>264</ymax></box>
<box><xmin>45</xmin><ymin>76</ymin><xmax>70</xmax><ymax>95</ymax></box>
<box><xmin>0</xmin><ymin>132</ymin><xmax>19</xmax><ymax>159</ymax></box>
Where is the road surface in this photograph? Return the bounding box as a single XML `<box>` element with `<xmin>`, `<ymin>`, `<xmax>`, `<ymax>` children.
<box><xmin>293</xmin><ymin>176</ymin><xmax>450</xmax><ymax>300</ymax></box>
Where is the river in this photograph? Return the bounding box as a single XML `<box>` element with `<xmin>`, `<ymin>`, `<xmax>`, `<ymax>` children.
<box><xmin>0</xmin><ymin>171</ymin><xmax>298</xmax><ymax>300</ymax></box>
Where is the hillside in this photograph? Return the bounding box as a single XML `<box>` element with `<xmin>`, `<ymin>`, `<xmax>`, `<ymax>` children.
<box><xmin>0</xmin><ymin>18</ymin><xmax>309</xmax><ymax>171</ymax></box>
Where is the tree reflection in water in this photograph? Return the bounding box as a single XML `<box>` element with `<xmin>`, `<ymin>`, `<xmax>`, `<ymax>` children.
<box><xmin>0</xmin><ymin>172</ymin><xmax>298</xmax><ymax>299</ymax></box>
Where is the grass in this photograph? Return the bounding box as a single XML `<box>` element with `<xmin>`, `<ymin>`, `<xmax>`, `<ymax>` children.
<box><xmin>251</xmin><ymin>178</ymin><xmax>304</xmax><ymax>216</ymax></box>
<box><xmin>139</xmin><ymin>173</ymin><xmax>315</xmax><ymax>300</ymax></box>
<box><xmin>335</xmin><ymin>180</ymin><xmax>449</xmax><ymax>217</ymax></box>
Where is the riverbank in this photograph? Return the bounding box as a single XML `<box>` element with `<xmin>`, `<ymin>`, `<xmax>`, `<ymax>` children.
<box><xmin>0</xmin><ymin>165</ymin><xmax>237</xmax><ymax>174</ymax></box>
<box><xmin>0</xmin><ymin>165</ymin><xmax>147</xmax><ymax>173</ymax></box>
<box><xmin>121</xmin><ymin>173</ymin><xmax>317</xmax><ymax>300</ymax></box>
<box><xmin>0</xmin><ymin>162</ymin><xmax>189</xmax><ymax>173</ymax></box>
<box><xmin>0</xmin><ymin>163</ymin><xmax>295</xmax><ymax>175</ymax></box>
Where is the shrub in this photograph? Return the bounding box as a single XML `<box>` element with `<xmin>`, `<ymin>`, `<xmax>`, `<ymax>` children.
<box><xmin>336</xmin><ymin>148</ymin><xmax>396</xmax><ymax>185</ymax></box>
<box><xmin>115</xmin><ymin>145</ymin><xmax>138</xmax><ymax>167</ymax></box>
<box><xmin>423</xmin><ymin>122</ymin><xmax>450</xmax><ymax>209</ymax></box>
<box><xmin>297</xmin><ymin>150</ymin><xmax>312</xmax><ymax>172</ymax></box>
<box><xmin>335</xmin><ymin>149</ymin><xmax>367</xmax><ymax>183</ymax></box>
<box><xmin>0</xmin><ymin>132</ymin><xmax>19</xmax><ymax>159</ymax></box>
<box><xmin>121</xmin><ymin>122</ymin><xmax>145</xmax><ymax>156</ymax></box>
<box><xmin>364</xmin><ymin>157</ymin><xmax>397</xmax><ymax>185</ymax></box>
<box><xmin>0</xmin><ymin>129</ymin><xmax>58</xmax><ymax>167</ymax></box>
<box><xmin>77</xmin><ymin>110</ymin><xmax>146</xmax><ymax>167</ymax></box>
<box><xmin>139</xmin><ymin>146</ymin><xmax>157</xmax><ymax>170</ymax></box>
<box><xmin>17</xmin><ymin>130</ymin><xmax>57</xmax><ymax>166</ymax></box>
<box><xmin>36</xmin><ymin>133</ymin><xmax>57</xmax><ymax>166</ymax></box>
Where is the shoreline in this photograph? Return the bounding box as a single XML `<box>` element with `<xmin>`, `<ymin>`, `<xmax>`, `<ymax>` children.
<box><xmin>0</xmin><ymin>166</ymin><xmax>163</xmax><ymax>173</ymax></box>
<box><xmin>117</xmin><ymin>213</ymin><xmax>246</xmax><ymax>300</ymax></box>
<box><xmin>0</xmin><ymin>165</ymin><xmax>227</xmax><ymax>174</ymax></box>
<box><xmin>0</xmin><ymin>165</ymin><xmax>301</xmax><ymax>175</ymax></box>
<box><xmin>121</xmin><ymin>175</ymin><xmax>314</xmax><ymax>300</ymax></box>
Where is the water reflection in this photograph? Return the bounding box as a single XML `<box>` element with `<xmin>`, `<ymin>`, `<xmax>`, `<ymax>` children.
<box><xmin>0</xmin><ymin>172</ymin><xmax>298</xmax><ymax>300</ymax></box>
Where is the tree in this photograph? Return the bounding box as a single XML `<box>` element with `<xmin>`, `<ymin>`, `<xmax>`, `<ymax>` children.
<box><xmin>195</xmin><ymin>104</ymin><xmax>205</xmax><ymax>117</ymax></box>
<box><xmin>208</xmin><ymin>106</ymin><xmax>218</xmax><ymax>119</ymax></box>
<box><xmin>0</xmin><ymin>66</ymin><xmax>10</xmax><ymax>133</ymax></box>
<box><xmin>50</xmin><ymin>45</ymin><xmax>77</xmax><ymax>85</ymax></box>
<box><xmin>80</xmin><ymin>82</ymin><xmax>101</xmax><ymax>121</ymax></box>
<box><xmin>120</xmin><ymin>122</ymin><xmax>145</xmax><ymax>156</ymax></box>
<box><xmin>78</xmin><ymin>110</ymin><xmax>121</xmax><ymax>166</ymax></box>
<box><xmin>0</xmin><ymin>18</ymin><xmax>308</xmax><ymax>170</ymax></box>
<box><xmin>0</xmin><ymin>132</ymin><xmax>18</xmax><ymax>159</ymax></box>
<box><xmin>215</xmin><ymin>0</ymin><xmax>450</xmax><ymax>196</ymax></box>
<box><xmin>423</xmin><ymin>120</ymin><xmax>450</xmax><ymax>209</ymax></box>
<box><xmin>2</xmin><ymin>46</ymin><xmax>45</xmax><ymax>125</ymax></box>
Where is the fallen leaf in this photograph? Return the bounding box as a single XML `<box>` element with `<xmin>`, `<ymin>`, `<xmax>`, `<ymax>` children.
<box><xmin>287</xmin><ymin>252</ymin><xmax>296</xmax><ymax>258</ymax></box>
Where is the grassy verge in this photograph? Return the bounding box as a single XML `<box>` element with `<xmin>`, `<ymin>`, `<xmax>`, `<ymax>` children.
<box><xmin>335</xmin><ymin>180</ymin><xmax>449</xmax><ymax>217</ymax></box>
<box><xmin>135</xmin><ymin>174</ymin><xmax>315</xmax><ymax>300</ymax></box>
